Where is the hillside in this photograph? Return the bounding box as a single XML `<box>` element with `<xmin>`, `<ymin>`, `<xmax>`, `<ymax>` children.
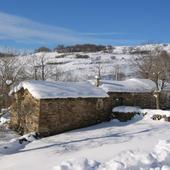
<box><xmin>17</xmin><ymin>44</ymin><xmax>170</xmax><ymax>82</ymax></box>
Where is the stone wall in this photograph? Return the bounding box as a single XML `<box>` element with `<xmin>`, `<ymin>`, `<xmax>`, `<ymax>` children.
<box><xmin>160</xmin><ymin>92</ymin><xmax>170</xmax><ymax>109</ymax></box>
<box><xmin>107</xmin><ymin>92</ymin><xmax>156</xmax><ymax>110</ymax></box>
<box><xmin>10</xmin><ymin>89</ymin><xmax>40</xmax><ymax>135</ymax></box>
<box><xmin>39</xmin><ymin>98</ymin><xmax>110</xmax><ymax>136</ymax></box>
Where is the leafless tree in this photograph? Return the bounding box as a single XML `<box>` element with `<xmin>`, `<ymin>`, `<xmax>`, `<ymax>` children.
<box><xmin>50</xmin><ymin>66</ymin><xmax>63</xmax><ymax>81</ymax></box>
<box><xmin>28</xmin><ymin>54</ymin><xmax>64</xmax><ymax>81</ymax></box>
<box><xmin>28</xmin><ymin>54</ymin><xmax>51</xmax><ymax>80</ymax></box>
<box><xmin>133</xmin><ymin>50</ymin><xmax>170</xmax><ymax>109</ymax></box>
<box><xmin>0</xmin><ymin>55</ymin><xmax>27</xmax><ymax>108</ymax></box>
<box><xmin>112</xmin><ymin>64</ymin><xmax>126</xmax><ymax>80</ymax></box>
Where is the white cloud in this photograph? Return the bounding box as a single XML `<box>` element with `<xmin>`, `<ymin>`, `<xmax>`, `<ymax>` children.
<box><xmin>0</xmin><ymin>12</ymin><xmax>142</xmax><ymax>46</ymax></box>
<box><xmin>0</xmin><ymin>12</ymin><xmax>81</xmax><ymax>44</ymax></box>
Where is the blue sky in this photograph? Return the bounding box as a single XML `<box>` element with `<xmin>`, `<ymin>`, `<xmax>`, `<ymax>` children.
<box><xmin>0</xmin><ymin>0</ymin><xmax>169</xmax><ymax>49</ymax></box>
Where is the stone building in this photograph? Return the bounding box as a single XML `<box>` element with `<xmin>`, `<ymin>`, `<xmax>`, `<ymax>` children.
<box><xmin>10</xmin><ymin>80</ymin><xmax>110</xmax><ymax>136</ymax></box>
<box><xmin>160</xmin><ymin>84</ymin><xmax>170</xmax><ymax>109</ymax></box>
<box><xmin>98</xmin><ymin>78</ymin><xmax>170</xmax><ymax>110</ymax></box>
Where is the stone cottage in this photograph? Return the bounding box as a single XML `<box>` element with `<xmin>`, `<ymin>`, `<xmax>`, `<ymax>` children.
<box><xmin>10</xmin><ymin>80</ymin><xmax>110</xmax><ymax>136</ymax></box>
<box><xmin>97</xmin><ymin>78</ymin><xmax>170</xmax><ymax>110</ymax></box>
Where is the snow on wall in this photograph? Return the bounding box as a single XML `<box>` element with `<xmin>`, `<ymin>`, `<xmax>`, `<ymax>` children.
<box><xmin>10</xmin><ymin>80</ymin><xmax>109</xmax><ymax>99</ymax></box>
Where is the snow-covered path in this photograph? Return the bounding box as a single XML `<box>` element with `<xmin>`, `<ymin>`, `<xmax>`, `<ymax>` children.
<box><xmin>0</xmin><ymin>118</ymin><xmax>170</xmax><ymax>170</ymax></box>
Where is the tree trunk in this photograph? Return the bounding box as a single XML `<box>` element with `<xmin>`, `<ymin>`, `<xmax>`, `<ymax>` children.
<box><xmin>42</xmin><ymin>65</ymin><xmax>45</xmax><ymax>80</ymax></box>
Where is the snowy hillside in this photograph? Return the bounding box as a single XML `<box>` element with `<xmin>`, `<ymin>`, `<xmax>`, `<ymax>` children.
<box><xmin>17</xmin><ymin>44</ymin><xmax>170</xmax><ymax>81</ymax></box>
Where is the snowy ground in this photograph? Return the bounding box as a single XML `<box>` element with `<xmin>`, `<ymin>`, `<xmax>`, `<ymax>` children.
<box><xmin>0</xmin><ymin>115</ymin><xmax>170</xmax><ymax>170</ymax></box>
<box><xmin>0</xmin><ymin>124</ymin><xmax>19</xmax><ymax>145</ymax></box>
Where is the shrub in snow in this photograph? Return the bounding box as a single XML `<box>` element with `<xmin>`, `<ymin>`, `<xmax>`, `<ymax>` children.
<box><xmin>112</xmin><ymin>106</ymin><xmax>170</xmax><ymax>122</ymax></box>
<box><xmin>0</xmin><ymin>132</ymin><xmax>39</xmax><ymax>154</ymax></box>
<box><xmin>142</xmin><ymin>109</ymin><xmax>170</xmax><ymax>122</ymax></box>
<box><xmin>112</xmin><ymin>106</ymin><xmax>141</xmax><ymax>122</ymax></box>
<box><xmin>75</xmin><ymin>54</ymin><xmax>90</xmax><ymax>59</ymax></box>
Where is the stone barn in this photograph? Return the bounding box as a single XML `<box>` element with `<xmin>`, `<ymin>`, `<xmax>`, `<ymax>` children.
<box><xmin>10</xmin><ymin>80</ymin><xmax>110</xmax><ymax>136</ymax></box>
<box><xmin>97</xmin><ymin>78</ymin><xmax>170</xmax><ymax>110</ymax></box>
<box><xmin>98</xmin><ymin>78</ymin><xmax>157</xmax><ymax>110</ymax></box>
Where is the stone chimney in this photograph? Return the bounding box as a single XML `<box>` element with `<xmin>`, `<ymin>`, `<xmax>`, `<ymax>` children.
<box><xmin>95</xmin><ymin>75</ymin><xmax>100</xmax><ymax>87</ymax></box>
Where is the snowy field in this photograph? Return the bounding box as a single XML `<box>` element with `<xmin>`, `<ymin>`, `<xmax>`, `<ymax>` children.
<box><xmin>17</xmin><ymin>44</ymin><xmax>170</xmax><ymax>81</ymax></box>
<box><xmin>0</xmin><ymin>114</ymin><xmax>170</xmax><ymax>170</ymax></box>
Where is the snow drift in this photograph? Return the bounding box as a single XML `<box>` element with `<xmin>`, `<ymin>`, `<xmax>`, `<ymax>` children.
<box><xmin>54</xmin><ymin>140</ymin><xmax>170</xmax><ymax>170</ymax></box>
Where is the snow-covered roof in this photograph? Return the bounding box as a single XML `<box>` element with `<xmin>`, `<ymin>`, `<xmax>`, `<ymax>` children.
<box><xmin>10</xmin><ymin>80</ymin><xmax>109</xmax><ymax>99</ymax></box>
<box><xmin>99</xmin><ymin>78</ymin><xmax>156</xmax><ymax>93</ymax></box>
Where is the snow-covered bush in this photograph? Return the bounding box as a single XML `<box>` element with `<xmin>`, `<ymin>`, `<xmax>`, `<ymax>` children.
<box><xmin>112</xmin><ymin>106</ymin><xmax>142</xmax><ymax>122</ymax></box>
<box><xmin>0</xmin><ymin>132</ymin><xmax>39</xmax><ymax>154</ymax></box>
<box><xmin>112</xmin><ymin>106</ymin><xmax>170</xmax><ymax>122</ymax></box>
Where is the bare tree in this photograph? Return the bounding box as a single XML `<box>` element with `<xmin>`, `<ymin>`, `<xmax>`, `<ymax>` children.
<box><xmin>0</xmin><ymin>55</ymin><xmax>27</xmax><ymax>109</ymax></box>
<box><xmin>133</xmin><ymin>50</ymin><xmax>170</xmax><ymax>109</ymax></box>
<box><xmin>50</xmin><ymin>66</ymin><xmax>63</xmax><ymax>81</ymax></box>
<box><xmin>28</xmin><ymin>54</ymin><xmax>51</xmax><ymax>80</ymax></box>
<box><xmin>112</xmin><ymin>64</ymin><xmax>126</xmax><ymax>80</ymax></box>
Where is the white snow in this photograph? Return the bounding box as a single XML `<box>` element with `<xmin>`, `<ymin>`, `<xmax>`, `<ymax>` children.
<box><xmin>112</xmin><ymin>106</ymin><xmax>141</xmax><ymax>113</ymax></box>
<box><xmin>1</xmin><ymin>115</ymin><xmax>170</xmax><ymax>170</ymax></box>
<box><xmin>5</xmin><ymin>80</ymin><xmax>12</xmax><ymax>85</ymax></box>
<box><xmin>0</xmin><ymin>108</ymin><xmax>11</xmax><ymax>124</ymax></box>
<box><xmin>10</xmin><ymin>80</ymin><xmax>109</xmax><ymax>99</ymax></box>
<box><xmin>142</xmin><ymin>109</ymin><xmax>170</xmax><ymax>120</ymax></box>
<box><xmin>54</xmin><ymin>139</ymin><xmax>170</xmax><ymax>170</ymax></box>
<box><xmin>0</xmin><ymin>112</ymin><xmax>10</xmax><ymax>124</ymax></box>
<box><xmin>112</xmin><ymin>106</ymin><xmax>170</xmax><ymax>119</ymax></box>
<box><xmin>100</xmin><ymin>78</ymin><xmax>156</xmax><ymax>93</ymax></box>
<box><xmin>0</xmin><ymin>132</ymin><xmax>38</xmax><ymax>154</ymax></box>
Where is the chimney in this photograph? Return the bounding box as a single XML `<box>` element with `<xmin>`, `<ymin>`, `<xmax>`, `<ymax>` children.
<box><xmin>95</xmin><ymin>75</ymin><xmax>100</xmax><ymax>87</ymax></box>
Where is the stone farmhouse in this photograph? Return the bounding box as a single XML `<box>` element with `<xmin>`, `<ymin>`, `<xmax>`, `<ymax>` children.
<box><xmin>10</xmin><ymin>80</ymin><xmax>110</xmax><ymax>136</ymax></box>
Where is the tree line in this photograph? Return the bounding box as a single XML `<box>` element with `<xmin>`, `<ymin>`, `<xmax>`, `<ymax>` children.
<box><xmin>35</xmin><ymin>44</ymin><xmax>107</xmax><ymax>53</ymax></box>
